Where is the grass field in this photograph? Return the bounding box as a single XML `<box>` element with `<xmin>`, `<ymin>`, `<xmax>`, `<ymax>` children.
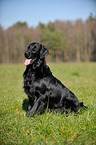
<box><xmin>0</xmin><ymin>63</ymin><xmax>96</xmax><ymax>145</ymax></box>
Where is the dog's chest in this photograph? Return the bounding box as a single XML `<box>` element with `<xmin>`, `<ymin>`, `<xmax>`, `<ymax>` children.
<box><xmin>24</xmin><ymin>70</ymin><xmax>34</xmax><ymax>88</ymax></box>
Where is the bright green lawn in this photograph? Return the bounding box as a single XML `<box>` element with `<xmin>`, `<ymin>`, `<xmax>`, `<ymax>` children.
<box><xmin>0</xmin><ymin>63</ymin><xmax>96</xmax><ymax>145</ymax></box>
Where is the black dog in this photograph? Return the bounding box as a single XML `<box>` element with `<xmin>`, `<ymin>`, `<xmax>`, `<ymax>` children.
<box><xmin>23</xmin><ymin>42</ymin><xmax>87</xmax><ymax>116</ymax></box>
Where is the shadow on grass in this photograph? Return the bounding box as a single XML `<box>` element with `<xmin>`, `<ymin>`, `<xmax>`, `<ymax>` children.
<box><xmin>22</xmin><ymin>98</ymin><xmax>29</xmax><ymax>112</ymax></box>
<box><xmin>22</xmin><ymin>98</ymin><xmax>88</xmax><ymax>116</ymax></box>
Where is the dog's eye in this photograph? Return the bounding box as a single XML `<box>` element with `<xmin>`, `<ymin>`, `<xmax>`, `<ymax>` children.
<box><xmin>33</xmin><ymin>47</ymin><xmax>37</xmax><ymax>51</ymax></box>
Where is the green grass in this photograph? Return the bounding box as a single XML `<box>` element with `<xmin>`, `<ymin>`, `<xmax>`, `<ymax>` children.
<box><xmin>0</xmin><ymin>63</ymin><xmax>96</xmax><ymax>145</ymax></box>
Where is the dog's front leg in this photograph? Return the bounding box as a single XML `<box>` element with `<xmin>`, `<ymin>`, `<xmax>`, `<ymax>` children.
<box><xmin>28</xmin><ymin>97</ymin><xmax>35</xmax><ymax>111</ymax></box>
<box><xmin>27</xmin><ymin>96</ymin><xmax>47</xmax><ymax>117</ymax></box>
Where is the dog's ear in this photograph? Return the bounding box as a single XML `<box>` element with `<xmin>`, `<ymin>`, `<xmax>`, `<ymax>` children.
<box><xmin>40</xmin><ymin>44</ymin><xmax>49</xmax><ymax>59</ymax></box>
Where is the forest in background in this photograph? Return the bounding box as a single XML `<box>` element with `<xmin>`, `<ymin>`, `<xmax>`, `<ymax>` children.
<box><xmin>0</xmin><ymin>14</ymin><xmax>96</xmax><ymax>63</ymax></box>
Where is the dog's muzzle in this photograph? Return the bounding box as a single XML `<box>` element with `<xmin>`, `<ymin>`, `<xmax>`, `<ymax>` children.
<box><xmin>24</xmin><ymin>51</ymin><xmax>30</xmax><ymax>58</ymax></box>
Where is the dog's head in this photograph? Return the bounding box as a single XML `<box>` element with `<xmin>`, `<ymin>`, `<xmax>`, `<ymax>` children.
<box><xmin>24</xmin><ymin>42</ymin><xmax>49</xmax><ymax>66</ymax></box>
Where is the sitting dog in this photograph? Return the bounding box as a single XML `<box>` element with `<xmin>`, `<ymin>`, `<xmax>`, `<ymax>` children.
<box><xmin>23</xmin><ymin>42</ymin><xmax>87</xmax><ymax>116</ymax></box>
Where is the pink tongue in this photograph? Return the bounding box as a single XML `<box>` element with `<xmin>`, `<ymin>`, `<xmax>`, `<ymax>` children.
<box><xmin>24</xmin><ymin>59</ymin><xmax>32</xmax><ymax>65</ymax></box>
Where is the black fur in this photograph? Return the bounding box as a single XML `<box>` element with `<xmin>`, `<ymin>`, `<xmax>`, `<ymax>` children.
<box><xmin>23</xmin><ymin>42</ymin><xmax>87</xmax><ymax>116</ymax></box>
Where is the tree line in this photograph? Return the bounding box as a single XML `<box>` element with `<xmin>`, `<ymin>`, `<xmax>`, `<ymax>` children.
<box><xmin>0</xmin><ymin>15</ymin><xmax>96</xmax><ymax>63</ymax></box>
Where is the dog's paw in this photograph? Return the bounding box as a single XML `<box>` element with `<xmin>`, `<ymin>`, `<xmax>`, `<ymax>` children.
<box><xmin>26</xmin><ymin>110</ymin><xmax>34</xmax><ymax>117</ymax></box>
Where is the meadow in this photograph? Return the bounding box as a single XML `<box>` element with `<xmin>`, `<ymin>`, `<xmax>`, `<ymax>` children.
<box><xmin>0</xmin><ymin>63</ymin><xmax>96</xmax><ymax>145</ymax></box>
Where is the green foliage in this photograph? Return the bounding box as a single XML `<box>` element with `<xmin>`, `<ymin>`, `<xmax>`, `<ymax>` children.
<box><xmin>88</xmin><ymin>13</ymin><xmax>96</xmax><ymax>21</ymax></box>
<box><xmin>40</xmin><ymin>26</ymin><xmax>67</xmax><ymax>61</ymax></box>
<box><xmin>0</xmin><ymin>63</ymin><xmax>96</xmax><ymax>144</ymax></box>
<box><xmin>39</xmin><ymin>23</ymin><xmax>46</xmax><ymax>29</ymax></box>
<box><xmin>48</xmin><ymin>22</ymin><xmax>55</xmax><ymax>32</ymax></box>
<box><xmin>13</xmin><ymin>22</ymin><xmax>28</xmax><ymax>28</ymax></box>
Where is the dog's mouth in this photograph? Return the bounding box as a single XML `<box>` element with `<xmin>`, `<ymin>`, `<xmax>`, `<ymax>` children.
<box><xmin>24</xmin><ymin>58</ymin><xmax>36</xmax><ymax>65</ymax></box>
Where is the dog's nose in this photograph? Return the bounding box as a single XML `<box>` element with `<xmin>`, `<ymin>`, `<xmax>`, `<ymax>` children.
<box><xmin>24</xmin><ymin>51</ymin><xmax>30</xmax><ymax>58</ymax></box>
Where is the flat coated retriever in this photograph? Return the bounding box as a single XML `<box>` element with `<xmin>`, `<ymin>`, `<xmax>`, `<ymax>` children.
<box><xmin>23</xmin><ymin>42</ymin><xmax>87</xmax><ymax>116</ymax></box>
